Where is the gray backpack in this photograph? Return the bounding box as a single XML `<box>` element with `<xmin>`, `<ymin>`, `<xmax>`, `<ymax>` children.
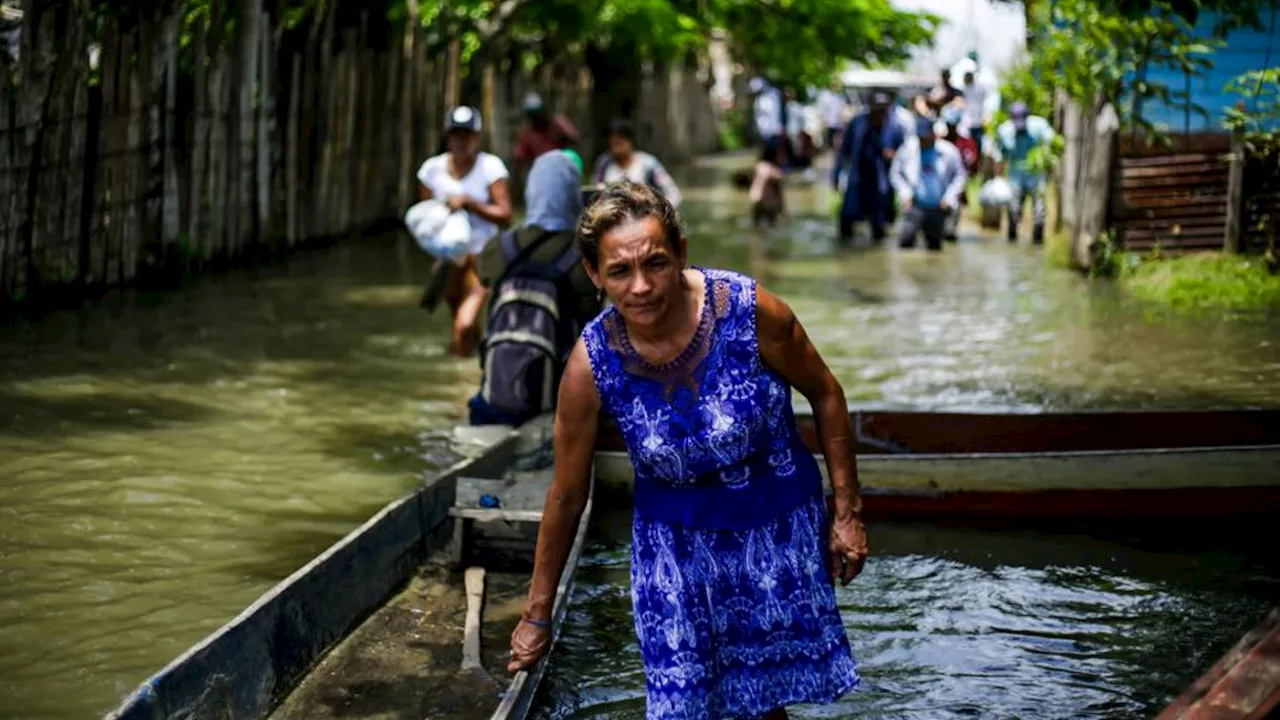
<box><xmin>479</xmin><ymin>229</ymin><xmax>583</xmax><ymax>418</ymax></box>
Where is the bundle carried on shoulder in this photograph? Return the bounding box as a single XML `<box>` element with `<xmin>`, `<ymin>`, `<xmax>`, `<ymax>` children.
<box><xmin>404</xmin><ymin>200</ymin><xmax>472</xmax><ymax>262</ymax></box>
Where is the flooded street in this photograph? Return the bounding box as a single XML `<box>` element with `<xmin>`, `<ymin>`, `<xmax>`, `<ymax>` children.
<box><xmin>534</xmin><ymin>516</ymin><xmax>1279</xmax><ymax>719</ymax></box>
<box><xmin>2</xmin><ymin>155</ymin><xmax>1278</xmax><ymax>718</ymax></box>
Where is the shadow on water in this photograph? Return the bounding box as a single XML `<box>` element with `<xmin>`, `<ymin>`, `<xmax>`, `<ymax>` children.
<box><xmin>0</xmin><ymin>389</ymin><xmax>214</xmax><ymax>439</ymax></box>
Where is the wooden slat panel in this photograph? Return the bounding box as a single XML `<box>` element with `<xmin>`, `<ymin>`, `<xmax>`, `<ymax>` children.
<box><xmin>1124</xmin><ymin>239</ymin><xmax>1224</xmax><ymax>251</ymax></box>
<box><xmin>1121</xmin><ymin>161</ymin><xmax>1227</xmax><ymax>178</ymax></box>
<box><xmin>1124</xmin><ymin>226</ymin><xmax>1225</xmax><ymax>242</ymax></box>
<box><xmin>1121</xmin><ymin>173</ymin><xmax>1228</xmax><ymax>190</ymax></box>
<box><xmin>1117</xmin><ymin>203</ymin><xmax>1229</xmax><ymax>221</ymax></box>
<box><xmin>1121</xmin><ymin>194</ymin><xmax>1229</xmax><ymax>210</ymax></box>
<box><xmin>1120</xmin><ymin>152</ymin><xmax>1224</xmax><ymax>168</ymax></box>
<box><xmin>1117</xmin><ymin>216</ymin><xmax>1230</xmax><ymax>231</ymax></box>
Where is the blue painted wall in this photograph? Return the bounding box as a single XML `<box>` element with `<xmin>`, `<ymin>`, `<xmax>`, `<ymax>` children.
<box><xmin>1139</xmin><ymin>9</ymin><xmax>1278</xmax><ymax>132</ymax></box>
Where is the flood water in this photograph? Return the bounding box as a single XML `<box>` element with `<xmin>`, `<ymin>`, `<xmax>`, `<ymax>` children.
<box><xmin>533</xmin><ymin>514</ymin><xmax>1279</xmax><ymax>719</ymax></box>
<box><xmin>1</xmin><ymin>154</ymin><xmax>1278</xmax><ymax>718</ymax></box>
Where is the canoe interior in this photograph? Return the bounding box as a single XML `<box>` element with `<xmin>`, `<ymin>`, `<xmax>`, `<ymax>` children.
<box><xmin>103</xmin><ymin>421</ymin><xmax>555</xmax><ymax>720</ymax></box>
<box><xmin>270</xmin><ymin>434</ymin><xmax>584</xmax><ymax>720</ymax></box>
<box><xmin>596</xmin><ymin>409</ymin><xmax>1280</xmax><ymax>455</ymax></box>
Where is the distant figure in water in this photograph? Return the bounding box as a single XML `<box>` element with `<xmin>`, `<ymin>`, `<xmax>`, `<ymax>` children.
<box><xmin>415</xmin><ymin>106</ymin><xmax>513</xmax><ymax>356</ymax></box>
<box><xmin>831</xmin><ymin>91</ymin><xmax>905</xmax><ymax>246</ymax></box>
<box><xmin>592</xmin><ymin>118</ymin><xmax>683</xmax><ymax>208</ymax></box>
<box><xmin>749</xmin><ymin>141</ymin><xmax>786</xmax><ymax>228</ymax></box>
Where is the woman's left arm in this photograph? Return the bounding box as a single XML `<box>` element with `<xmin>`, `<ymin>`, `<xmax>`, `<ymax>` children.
<box><xmin>756</xmin><ymin>285</ymin><xmax>868</xmax><ymax>584</ymax></box>
<box><xmin>462</xmin><ymin>178</ymin><xmax>514</xmax><ymax>228</ymax></box>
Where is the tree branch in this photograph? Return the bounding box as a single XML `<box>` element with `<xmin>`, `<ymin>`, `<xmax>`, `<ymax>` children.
<box><xmin>477</xmin><ymin>0</ymin><xmax>535</xmax><ymax>43</ymax></box>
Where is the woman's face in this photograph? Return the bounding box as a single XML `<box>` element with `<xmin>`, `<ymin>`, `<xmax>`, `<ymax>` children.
<box><xmin>608</xmin><ymin>133</ymin><xmax>635</xmax><ymax>162</ymax></box>
<box><xmin>447</xmin><ymin>130</ymin><xmax>479</xmax><ymax>159</ymax></box>
<box><xmin>587</xmin><ymin>215</ymin><xmax>686</xmax><ymax>328</ymax></box>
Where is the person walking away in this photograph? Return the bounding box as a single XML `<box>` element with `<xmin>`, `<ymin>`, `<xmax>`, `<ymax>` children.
<box><xmin>469</xmin><ymin>151</ymin><xmax>601</xmax><ymax>426</ymax></box>
<box><xmin>751</xmin><ymin>77</ymin><xmax>785</xmax><ymax>158</ymax></box>
<box><xmin>818</xmin><ymin>83</ymin><xmax>849</xmax><ymax>151</ymax></box>
<box><xmin>959</xmin><ymin>71</ymin><xmax>989</xmax><ymax>158</ymax></box>
<box><xmin>891</xmin><ymin>117</ymin><xmax>967</xmax><ymax>252</ymax></box>
<box><xmin>993</xmin><ymin>102</ymin><xmax>1055</xmax><ymax>244</ymax></box>
<box><xmin>591</xmin><ymin>118</ymin><xmax>683</xmax><ymax>208</ymax></box>
<box><xmin>941</xmin><ymin>106</ymin><xmax>978</xmax><ymax>241</ymax></box>
<box><xmin>831</xmin><ymin>91</ymin><xmax>905</xmax><ymax>246</ymax></box>
<box><xmin>513</xmin><ymin>92</ymin><xmax>570</xmax><ymax>176</ymax></box>
<box><xmin>508</xmin><ymin>181</ymin><xmax>868</xmax><ymax>719</ymax></box>
<box><xmin>416</xmin><ymin>106</ymin><xmax>513</xmax><ymax>356</ymax></box>
<box><xmin>749</xmin><ymin>141</ymin><xmax>786</xmax><ymax>228</ymax></box>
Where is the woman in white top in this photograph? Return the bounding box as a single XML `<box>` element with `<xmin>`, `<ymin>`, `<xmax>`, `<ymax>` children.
<box><xmin>591</xmin><ymin>118</ymin><xmax>682</xmax><ymax>208</ymax></box>
<box><xmin>416</xmin><ymin>106</ymin><xmax>513</xmax><ymax>356</ymax></box>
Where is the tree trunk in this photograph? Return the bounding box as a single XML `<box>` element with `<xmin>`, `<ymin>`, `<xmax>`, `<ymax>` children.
<box><xmin>397</xmin><ymin>0</ymin><xmax>420</xmax><ymax>210</ymax></box>
<box><xmin>1073</xmin><ymin>99</ymin><xmax>1119</xmax><ymax>271</ymax></box>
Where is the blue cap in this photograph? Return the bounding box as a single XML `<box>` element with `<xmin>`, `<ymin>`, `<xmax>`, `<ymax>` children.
<box><xmin>1009</xmin><ymin>101</ymin><xmax>1029</xmax><ymax>129</ymax></box>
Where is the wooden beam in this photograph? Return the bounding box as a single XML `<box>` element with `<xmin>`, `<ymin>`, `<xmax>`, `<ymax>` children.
<box><xmin>460</xmin><ymin>567</ymin><xmax>485</xmax><ymax>671</ymax></box>
<box><xmin>1224</xmin><ymin>131</ymin><xmax>1245</xmax><ymax>254</ymax></box>
<box><xmin>449</xmin><ymin>507</ymin><xmax>543</xmax><ymax>523</ymax></box>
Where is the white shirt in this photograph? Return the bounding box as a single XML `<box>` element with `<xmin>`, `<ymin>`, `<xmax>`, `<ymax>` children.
<box><xmin>818</xmin><ymin>90</ymin><xmax>847</xmax><ymax>129</ymax></box>
<box><xmin>416</xmin><ymin>152</ymin><xmax>510</xmax><ymax>254</ymax></box>
<box><xmin>754</xmin><ymin>88</ymin><xmax>783</xmax><ymax>138</ymax></box>
<box><xmin>961</xmin><ymin>81</ymin><xmax>989</xmax><ymax>129</ymax></box>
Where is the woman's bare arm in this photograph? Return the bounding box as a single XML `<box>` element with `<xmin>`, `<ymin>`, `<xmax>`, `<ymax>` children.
<box><xmin>523</xmin><ymin>339</ymin><xmax>599</xmax><ymax>620</ymax></box>
<box><xmin>755</xmin><ymin>285</ymin><xmax>862</xmax><ymax>522</ymax></box>
<box><xmin>463</xmin><ymin>178</ymin><xmax>513</xmax><ymax>228</ymax></box>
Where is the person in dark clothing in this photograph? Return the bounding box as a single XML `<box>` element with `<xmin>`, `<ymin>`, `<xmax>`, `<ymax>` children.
<box><xmin>831</xmin><ymin>92</ymin><xmax>905</xmax><ymax>245</ymax></box>
<box><xmin>469</xmin><ymin>151</ymin><xmax>602</xmax><ymax>426</ymax></box>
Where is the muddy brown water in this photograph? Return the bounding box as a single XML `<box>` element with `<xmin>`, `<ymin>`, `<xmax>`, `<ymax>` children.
<box><xmin>1</xmin><ymin>154</ymin><xmax>1278</xmax><ymax>718</ymax></box>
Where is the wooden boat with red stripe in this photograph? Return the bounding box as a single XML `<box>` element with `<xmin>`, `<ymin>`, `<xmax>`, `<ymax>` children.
<box><xmin>592</xmin><ymin>408</ymin><xmax>1280</xmax><ymax>520</ymax></box>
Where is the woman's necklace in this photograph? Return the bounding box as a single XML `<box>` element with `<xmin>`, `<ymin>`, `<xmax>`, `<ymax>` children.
<box><xmin>616</xmin><ymin>271</ymin><xmax>715</xmax><ymax>397</ymax></box>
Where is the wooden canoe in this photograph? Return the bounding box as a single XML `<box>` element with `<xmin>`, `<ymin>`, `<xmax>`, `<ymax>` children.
<box><xmin>593</xmin><ymin>408</ymin><xmax>1280</xmax><ymax>520</ymax></box>
<box><xmin>104</xmin><ymin>417</ymin><xmax>588</xmax><ymax>720</ymax></box>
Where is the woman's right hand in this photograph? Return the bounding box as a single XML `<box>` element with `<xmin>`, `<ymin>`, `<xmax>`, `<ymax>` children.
<box><xmin>507</xmin><ymin>618</ymin><xmax>551</xmax><ymax>673</ymax></box>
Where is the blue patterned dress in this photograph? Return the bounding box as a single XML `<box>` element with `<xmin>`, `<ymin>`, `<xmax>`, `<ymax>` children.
<box><xmin>583</xmin><ymin>267</ymin><xmax>859</xmax><ymax>719</ymax></box>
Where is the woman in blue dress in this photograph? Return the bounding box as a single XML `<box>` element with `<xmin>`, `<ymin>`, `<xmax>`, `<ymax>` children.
<box><xmin>508</xmin><ymin>182</ymin><xmax>869</xmax><ymax>719</ymax></box>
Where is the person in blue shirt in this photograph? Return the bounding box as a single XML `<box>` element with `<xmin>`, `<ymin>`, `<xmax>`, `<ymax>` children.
<box><xmin>831</xmin><ymin>91</ymin><xmax>905</xmax><ymax>246</ymax></box>
<box><xmin>993</xmin><ymin>101</ymin><xmax>1056</xmax><ymax>244</ymax></box>
<box><xmin>890</xmin><ymin>117</ymin><xmax>968</xmax><ymax>251</ymax></box>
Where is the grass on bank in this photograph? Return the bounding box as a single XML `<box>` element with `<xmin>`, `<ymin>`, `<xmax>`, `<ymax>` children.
<box><xmin>1006</xmin><ymin>184</ymin><xmax>1279</xmax><ymax>315</ymax></box>
<box><xmin>1117</xmin><ymin>252</ymin><xmax>1280</xmax><ymax>314</ymax></box>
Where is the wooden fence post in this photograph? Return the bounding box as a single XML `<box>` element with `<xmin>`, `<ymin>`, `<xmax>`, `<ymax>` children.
<box><xmin>1073</xmin><ymin>100</ymin><xmax>1119</xmax><ymax>270</ymax></box>
<box><xmin>1224</xmin><ymin>130</ymin><xmax>1245</xmax><ymax>254</ymax></box>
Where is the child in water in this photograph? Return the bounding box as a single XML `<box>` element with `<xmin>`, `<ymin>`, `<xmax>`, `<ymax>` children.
<box><xmin>749</xmin><ymin>142</ymin><xmax>786</xmax><ymax>228</ymax></box>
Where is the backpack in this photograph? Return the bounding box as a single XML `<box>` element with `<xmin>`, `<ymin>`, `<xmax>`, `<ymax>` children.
<box><xmin>478</xmin><ymin>228</ymin><xmax>584</xmax><ymax>418</ymax></box>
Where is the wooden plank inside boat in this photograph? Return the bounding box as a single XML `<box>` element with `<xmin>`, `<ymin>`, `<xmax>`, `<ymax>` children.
<box><xmin>269</xmin><ymin>438</ymin><xmax>588</xmax><ymax>720</ymax></box>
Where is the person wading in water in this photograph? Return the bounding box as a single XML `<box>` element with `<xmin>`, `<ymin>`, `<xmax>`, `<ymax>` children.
<box><xmin>415</xmin><ymin>106</ymin><xmax>513</xmax><ymax>356</ymax></box>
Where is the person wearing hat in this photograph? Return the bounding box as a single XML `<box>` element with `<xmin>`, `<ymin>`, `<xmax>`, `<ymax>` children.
<box><xmin>890</xmin><ymin>116</ymin><xmax>967</xmax><ymax>251</ymax></box>
<box><xmin>416</xmin><ymin>105</ymin><xmax>513</xmax><ymax>356</ymax></box>
<box><xmin>513</xmin><ymin>92</ymin><xmax>578</xmax><ymax>176</ymax></box>
<box><xmin>993</xmin><ymin>101</ymin><xmax>1055</xmax><ymax>244</ymax></box>
<box><xmin>830</xmin><ymin>90</ymin><xmax>906</xmax><ymax>245</ymax></box>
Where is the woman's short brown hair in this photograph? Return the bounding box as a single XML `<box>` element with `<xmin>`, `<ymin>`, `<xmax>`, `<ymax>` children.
<box><xmin>576</xmin><ymin>181</ymin><xmax>685</xmax><ymax>269</ymax></box>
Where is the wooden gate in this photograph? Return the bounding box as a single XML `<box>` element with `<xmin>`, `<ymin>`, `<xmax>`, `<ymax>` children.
<box><xmin>1114</xmin><ymin>150</ymin><xmax>1231</xmax><ymax>252</ymax></box>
